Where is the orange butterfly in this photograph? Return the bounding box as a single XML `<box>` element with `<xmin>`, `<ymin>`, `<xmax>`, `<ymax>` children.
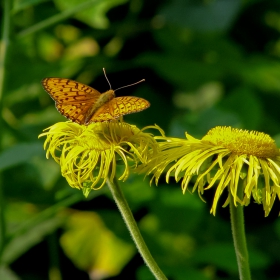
<box><xmin>42</xmin><ymin>69</ymin><xmax>150</xmax><ymax>125</ymax></box>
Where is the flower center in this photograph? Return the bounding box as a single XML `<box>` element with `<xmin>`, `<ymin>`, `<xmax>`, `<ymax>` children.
<box><xmin>76</xmin><ymin>122</ymin><xmax>140</xmax><ymax>151</ymax></box>
<box><xmin>202</xmin><ymin>126</ymin><xmax>280</xmax><ymax>158</ymax></box>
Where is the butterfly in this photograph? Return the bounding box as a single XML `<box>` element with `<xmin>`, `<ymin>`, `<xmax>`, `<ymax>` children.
<box><xmin>41</xmin><ymin>69</ymin><xmax>150</xmax><ymax>125</ymax></box>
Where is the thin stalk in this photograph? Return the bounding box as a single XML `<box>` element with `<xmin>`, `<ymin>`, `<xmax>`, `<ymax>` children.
<box><xmin>0</xmin><ymin>178</ymin><xmax>4</xmax><ymax>263</ymax></box>
<box><xmin>8</xmin><ymin>192</ymin><xmax>86</xmax><ymax>240</ymax></box>
<box><xmin>0</xmin><ymin>0</ymin><xmax>11</xmax><ymax>262</ymax></box>
<box><xmin>17</xmin><ymin>0</ymin><xmax>105</xmax><ymax>38</ymax></box>
<box><xmin>107</xmin><ymin>177</ymin><xmax>168</xmax><ymax>280</ymax></box>
<box><xmin>48</xmin><ymin>233</ymin><xmax>62</xmax><ymax>280</ymax></box>
<box><xmin>0</xmin><ymin>0</ymin><xmax>10</xmax><ymax>101</ymax></box>
<box><xmin>229</xmin><ymin>187</ymin><xmax>251</xmax><ymax>280</ymax></box>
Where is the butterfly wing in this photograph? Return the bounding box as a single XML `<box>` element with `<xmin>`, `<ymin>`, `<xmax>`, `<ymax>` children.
<box><xmin>55</xmin><ymin>103</ymin><xmax>92</xmax><ymax>124</ymax></box>
<box><xmin>42</xmin><ymin>78</ymin><xmax>101</xmax><ymax>124</ymax></box>
<box><xmin>90</xmin><ymin>96</ymin><xmax>150</xmax><ymax>122</ymax></box>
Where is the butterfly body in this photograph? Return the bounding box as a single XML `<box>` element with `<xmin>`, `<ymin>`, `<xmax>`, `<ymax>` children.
<box><xmin>84</xmin><ymin>89</ymin><xmax>115</xmax><ymax>124</ymax></box>
<box><xmin>42</xmin><ymin>78</ymin><xmax>150</xmax><ymax>125</ymax></box>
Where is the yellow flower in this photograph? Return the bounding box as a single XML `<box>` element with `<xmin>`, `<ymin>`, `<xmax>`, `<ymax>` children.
<box><xmin>39</xmin><ymin>121</ymin><xmax>161</xmax><ymax>197</ymax></box>
<box><xmin>141</xmin><ymin>126</ymin><xmax>280</xmax><ymax>216</ymax></box>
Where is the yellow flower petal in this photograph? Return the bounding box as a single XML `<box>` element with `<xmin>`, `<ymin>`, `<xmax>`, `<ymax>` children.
<box><xmin>140</xmin><ymin>126</ymin><xmax>280</xmax><ymax>216</ymax></box>
<box><xmin>39</xmin><ymin>121</ymin><xmax>161</xmax><ymax>196</ymax></box>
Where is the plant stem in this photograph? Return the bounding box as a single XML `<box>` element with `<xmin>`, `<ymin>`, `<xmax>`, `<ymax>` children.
<box><xmin>0</xmin><ymin>0</ymin><xmax>10</xmax><ymax>101</ymax></box>
<box><xmin>0</xmin><ymin>178</ymin><xmax>5</xmax><ymax>263</ymax></box>
<box><xmin>106</xmin><ymin>177</ymin><xmax>168</xmax><ymax>280</ymax></box>
<box><xmin>229</xmin><ymin>189</ymin><xmax>251</xmax><ymax>280</ymax></box>
<box><xmin>0</xmin><ymin>0</ymin><xmax>11</xmax><ymax>263</ymax></box>
<box><xmin>17</xmin><ymin>0</ymin><xmax>105</xmax><ymax>38</ymax></box>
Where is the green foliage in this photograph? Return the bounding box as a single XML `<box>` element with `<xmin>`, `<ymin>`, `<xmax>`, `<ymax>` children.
<box><xmin>1</xmin><ymin>0</ymin><xmax>280</xmax><ymax>279</ymax></box>
<box><xmin>60</xmin><ymin>211</ymin><xmax>135</xmax><ymax>277</ymax></box>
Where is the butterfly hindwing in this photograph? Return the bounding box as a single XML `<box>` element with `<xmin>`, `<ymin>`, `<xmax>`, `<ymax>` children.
<box><xmin>42</xmin><ymin>77</ymin><xmax>150</xmax><ymax>124</ymax></box>
<box><xmin>109</xmin><ymin>96</ymin><xmax>150</xmax><ymax>117</ymax></box>
<box><xmin>90</xmin><ymin>96</ymin><xmax>150</xmax><ymax>123</ymax></box>
<box><xmin>56</xmin><ymin>103</ymin><xmax>93</xmax><ymax>124</ymax></box>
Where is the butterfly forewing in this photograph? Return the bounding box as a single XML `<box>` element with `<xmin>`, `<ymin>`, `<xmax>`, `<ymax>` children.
<box><xmin>42</xmin><ymin>78</ymin><xmax>103</xmax><ymax>124</ymax></box>
<box><xmin>90</xmin><ymin>105</ymin><xmax>116</xmax><ymax>122</ymax></box>
<box><xmin>42</xmin><ymin>78</ymin><xmax>101</xmax><ymax>103</ymax></box>
<box><xmin>42</xmin><ymin>77</ymin><xmax>150</xmax><ymax>124</ymax></box>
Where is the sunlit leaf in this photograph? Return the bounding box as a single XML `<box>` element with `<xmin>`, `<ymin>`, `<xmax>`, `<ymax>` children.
<box><xmin>12</xmin><ymin>0</ymin><xmax>47</xmax><ymax>13</ymax></box>
<box><xmin>0</xmin><ymin>266</ymin><xmax>20</xmax><ymax>280</ymax></box>
<box><xmin>54</xmin><ymin>0</ymin><xmax>128</xmax><ymax>29</ymax></box>
<box><xmin>60</xmin><ymin>211</ymin><xmax>135</xmax><ymax>277</ymax></box>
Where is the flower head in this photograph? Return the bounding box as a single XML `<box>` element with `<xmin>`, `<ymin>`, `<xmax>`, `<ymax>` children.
<box><xmin>141</xmin><ymin>126</ymin><xmax>280</xmax><ymax>216</ymax></box>
<box><xmin>39</xmin><ymin>121</ymin><xmax>161</xmax><ymax>197</ymax></box>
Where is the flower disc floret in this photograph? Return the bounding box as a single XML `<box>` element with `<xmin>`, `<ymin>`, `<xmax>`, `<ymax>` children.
<box><xmin>203</xmin><ymin>126</ymin><xmax>279</xmax><ymax>158</ymax></box>
<box><xmin>141</xmin><ymin>126</ymin><xmax>280</xmax><ymax>216</ymax></box>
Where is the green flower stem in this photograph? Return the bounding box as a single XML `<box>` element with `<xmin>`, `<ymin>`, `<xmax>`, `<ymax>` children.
<box><xmin>0</xmin><ymin>0</ymin><xmax>11</xmax><ymax>262</ymax></box>
<box><xmin>229</xmin><ymin>188</ymin><xmax>251</xmax><ymax>280</ymax></box>
<box><xmin>106</xmin><ymin>177</ymin><xmax>168</xmax><ymax>280</ymax></box>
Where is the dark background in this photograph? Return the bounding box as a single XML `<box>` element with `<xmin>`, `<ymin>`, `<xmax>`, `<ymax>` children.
<box><xmin>1</xmin><ymin>0</ymin><xmax>280</xmax><ymax>279</ymax></box>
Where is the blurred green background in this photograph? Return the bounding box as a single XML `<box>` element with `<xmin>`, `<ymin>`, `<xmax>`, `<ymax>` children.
<box><xmin>1</xmin><ymin>0</ymin><xmax>280</xmax><ymax>279</ymax></box>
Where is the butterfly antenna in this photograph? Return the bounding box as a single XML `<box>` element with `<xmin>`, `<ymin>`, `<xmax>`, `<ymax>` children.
<box><xmin>115</xmin><ymin>79</ymin><xmax>145</xmax><ymax>92</ymax></box>
<box><xmin>103</xmin><ymin>68</ymin><xmax>112</xmax><ymax>89</ymax></box>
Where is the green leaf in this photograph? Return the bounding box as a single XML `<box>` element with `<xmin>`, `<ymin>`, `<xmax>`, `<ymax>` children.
<box><xmin>0</xmin><ymin>143</ymin><xmax>43</xmax><ymax>171</ymax></box>
<box><xmin>2</xmin><ymin>216</ymin><xmax>63</xmax><ymax>265</ymax></box>
<box><xmin>0</xmin><ymin>266</ymin><xmax>20</xmax><ymax>280</ymax></box>
<box><xmin>138</xmin><ymin>53</ymin><xmax>223</xmax><ymax>89</ymax></box>
<box><xmin>220</xmin><ymin>87</ymin><xmax>263</xmax><ymax>129</ymax></box>
<box><xmin>241</xmin><ymin>57</ymin><xmax>280</xmax><ymax>92</ymax></box>
<box><xmin>138</xmin><ymin>265</ymin><xmax>209</xmax><ymax>280</ymax></box>
<box><xmin>60</xmin><ymin>211</ymin><xmax>135</xmax><ymax>277</ymax></box>
<box><xmin>193</xmin><ymin>243</ymin><xmax>269</xmax><ymax>273</ymax></box>
<box><xmin>12</xmin><ymin>0</ymin><xmax>47</xmax><ymax>13</ymax></box>
<box><xmin>54</xmin><ymin>0</ymin><xmax>128</xmax><ymax>29</ymax></box>
<box><xmin>160</xmin><ymin>0</ymin><xmax>241</xmax><ymax>31</ymax></box>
